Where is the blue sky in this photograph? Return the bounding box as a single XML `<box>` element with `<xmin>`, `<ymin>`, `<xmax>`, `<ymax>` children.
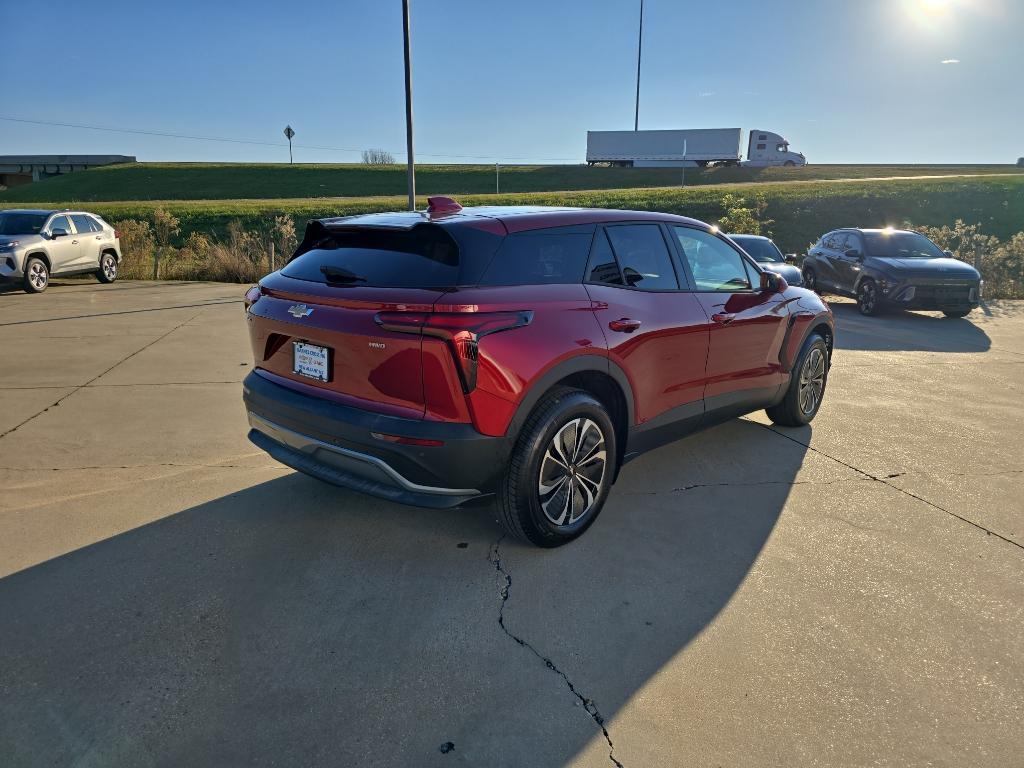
<box><xmin>2</xmin><ymin>0</ymin><xmax>1021</xmax><ymax>164</ymax></box>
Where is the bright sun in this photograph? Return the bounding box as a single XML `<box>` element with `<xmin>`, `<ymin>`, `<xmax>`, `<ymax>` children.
<box><xmin>922</xmin><ymin>0</ymin><xmax>952</xmax><ymax>11</ymax></box>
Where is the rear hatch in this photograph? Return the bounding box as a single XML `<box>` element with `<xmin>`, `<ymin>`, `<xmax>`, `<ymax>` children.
<box><xmin>246</xmin><ymin>219</ymin><xmax>500</xmax><ymax>419</ymax></box>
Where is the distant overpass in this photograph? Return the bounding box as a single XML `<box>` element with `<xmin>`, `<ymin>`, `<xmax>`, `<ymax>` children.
<box><xmin>0</xmin><ymin>155</ymin><xmax>135</xmax><ymax>187</ymax></box>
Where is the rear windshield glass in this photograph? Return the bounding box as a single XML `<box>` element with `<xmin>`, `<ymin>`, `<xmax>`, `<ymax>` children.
<box><xmin>478</xmin><ymin>225</ymin><xmax>594</xmax><ymax>285</ymax></box>
<box><xmin>731</xmin><ymin>237</ymin><xmax>784</xmax><ymax>263</ymax></box>
<box><xmin>283</xmin><ymin>225</ymin><xmax>461</xmax><ymax>288</ymax></box>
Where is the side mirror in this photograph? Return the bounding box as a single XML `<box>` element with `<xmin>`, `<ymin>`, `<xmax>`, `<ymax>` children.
<box><xmin>846</xmin><ymin>248</ymin><xmax>862</xmax><ymax>261</ymax></box>
<box><xmin>760</xmin><ymin>271</ymin><xmax>782</xmax><ymax>293</ymax></box>
<box><xmin>943</xmin><ymin>249</ymin><xmax>954</xmax><ymax>259</ymax></box>
<box><xmin>50</xmin><ymin>228</ymin><xmax>68</xmax><ymax>239</ymax></box>
<box><xmin>784</xmin><ymin>253</ymin><xmax>798</xmax><ymax>263</ymax></box>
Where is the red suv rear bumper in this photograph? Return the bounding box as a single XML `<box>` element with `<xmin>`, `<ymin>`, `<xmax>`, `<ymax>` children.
<box><xmin>243</xmin><ymin>371</ymin><xmax>510</xmax><ymax>508</ymax></box>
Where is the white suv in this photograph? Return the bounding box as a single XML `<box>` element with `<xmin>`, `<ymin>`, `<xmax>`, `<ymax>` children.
<box><xmin>0</xmin><ymin>209</ymin><xmax>122</xmax><ymax>293</ymax></box>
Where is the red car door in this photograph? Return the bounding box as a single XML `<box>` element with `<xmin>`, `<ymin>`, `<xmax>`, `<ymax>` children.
<box><xmin>584</xmin><ymin>224</ymin><xmax>711</xmax><ymax>452</ymax></box>
<box><xmin>670</xmin><ymin>226</ymin><xmax>790</xmax><ymax>416</ymax></box>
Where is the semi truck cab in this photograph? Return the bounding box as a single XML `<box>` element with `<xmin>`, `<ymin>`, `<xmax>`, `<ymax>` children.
<box><xmin>745</xmin><ymin>130</ymin><xmax>807</xmax><ymax>167</ymax></box>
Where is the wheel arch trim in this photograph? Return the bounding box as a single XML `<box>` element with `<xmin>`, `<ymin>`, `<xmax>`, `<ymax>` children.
<box><xmin>504</xmin><ymin>354</ymin><xmax>636</xmax><ymax>441</ymax></box>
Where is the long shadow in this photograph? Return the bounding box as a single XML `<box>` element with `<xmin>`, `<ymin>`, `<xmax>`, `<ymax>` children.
<box><xmin>829</xmin><ymin>301</ymin><xmax>992</xmax><ymax>353</ymax></box>
<box><xmin>0</xmin><ymin>418</ymin><xmax>806</xmax><ymax>767</ymax></box>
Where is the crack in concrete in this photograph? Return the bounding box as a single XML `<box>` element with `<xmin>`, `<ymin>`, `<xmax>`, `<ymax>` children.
<box><xmin>617</xmin><ymin>477</ymin><xmax>872</xmax><ymax>496</ymax></box>
<box><xmin>3</xmin><ymin>462</ymin><xmax>275</xmax><ymax>471</ymax></box>
<box><xmin>488</xmin><ymin>537</ymin><xmax>625</xmax><ymax>768</ymax></box>
<box><xmin>753</xmin><ymin>423</ymin><xmax>1024</xmax><ymax>552</ymax></box>
<box><xmin>0</xmin><ymin>381</ymin><xmax>243</xmax><ymax>391</ymax></box>
<box><xmin>0</xmin><ymin>311</ymin><xmax>205</xmax><ymax>442</ymax></box>
<box><xmin>0</xmin><ymin>299</ymin><xmax>240</xmax><ymax>327</ymax></box>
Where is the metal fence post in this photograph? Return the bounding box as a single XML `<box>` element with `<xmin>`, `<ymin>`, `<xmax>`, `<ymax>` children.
<box><xmin>974</xmin><ymin>242</ymin><xmax>982</xmax><ymax>271</ymax></box>
<box><xmin>152</xmin><ymin>248</ymin><xmax>160</xmax><ymax>280</ymax></box>
<box><xmin>269</xmin><ymin>242</ymin><xmax>275</xmax><ymax>272</ymax></box>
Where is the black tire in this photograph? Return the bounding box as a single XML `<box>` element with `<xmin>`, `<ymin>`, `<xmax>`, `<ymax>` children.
<box><xmin>22</xmin><ymin>257</ymin><xmax>49</xmax><ymax>294</ymax></box>
<box><xmin>496</xmin><ymin>387</ymin><xmax>617</xmax><ymax>548</ymax></box>
<box><xmin>802</xmin><ymin>266</ymin><xmax>818</xmax><ymax>293</ymax></box>
<box><xmin>766</xmin><ymin>334</ymin><xmax>829</xmax><ymax>427</ymax></box>
<box><xmin>784</xmin><ymin>160</ymin><xmax>796</xmax><ymax>167</ymax></box>
<box><xmin>96</xmin><ymin>252</ymin><xmax>118</xmax><ymax>284</ymax></box>
<box><xmin>856</xmin><ymin>279</ymin><xmax>881</xmax><ymax>316</ymax></box>
<box><xmin>943</xmin><ymin>309</ymin><xmax>971</xmax><ymax>318</ymax></box>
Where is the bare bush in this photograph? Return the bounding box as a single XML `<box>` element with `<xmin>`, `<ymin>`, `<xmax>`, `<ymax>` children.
<box><xmin>916</xmin><ymin>220</ymin><xmax>1024</xmax><ymax>299</ymax></box>
<box><xmin>112</xmin><ymin>219</ymin><xmax>156</xmax><ymax>279</ymax></box>
<box><xmin>361</xmin><ymin>148</ymin><xmax>395</xmax><ymax>165</ymax></box>
<box><xmin>272</xmin><ymin>214</ymin><xmax>298</xmax><ymax>262</ymax></box>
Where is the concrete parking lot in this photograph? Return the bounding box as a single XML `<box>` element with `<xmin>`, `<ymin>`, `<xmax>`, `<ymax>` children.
<box><xmin>1</xmin><ymin>280</ymin><xmax>1021</xmax><ymax>767</ymax></box>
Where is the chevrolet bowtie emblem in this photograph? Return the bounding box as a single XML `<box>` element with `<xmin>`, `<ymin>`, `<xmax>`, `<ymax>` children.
<box><xmin>288</xmin><ymin>304</ymin><xmax>313</xmax><ymax>318</ymax></box>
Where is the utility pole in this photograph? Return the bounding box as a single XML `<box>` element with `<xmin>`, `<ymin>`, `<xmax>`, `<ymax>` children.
<box><xmin>496</xmin><ymin>162</ymin><xmax>500</xmax><ymax>194</ymax></box>
<box><xmin>402</xmin><ymin>0</ymin><xmax>416</xmax><ymax>210</ymax></box>
<box><xmin>634</xmin><ymin>0</ymin><xmax>644</xmax><ymax>130</ymax></box>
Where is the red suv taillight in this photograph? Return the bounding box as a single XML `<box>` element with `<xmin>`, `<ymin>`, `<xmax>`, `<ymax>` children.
<box><xmin>375</xmin><ymin>310</ymin><xmax>533</xmax><ymax>393</ymax></box>
<box><xmin>244</xmin><ymin>285</ymin><xmax>262</xmax><ymax>311</ymax></box>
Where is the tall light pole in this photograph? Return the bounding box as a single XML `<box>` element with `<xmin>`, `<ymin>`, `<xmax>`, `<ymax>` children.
<box><xmin>402</xmin><ymin>0</ymin><xmax>416</xmax><ymax>210</ymax></box>
<box><xmin>634</xmin><ymin>0</ymin><xmax>644</xmax><ymax>131</ymax></box>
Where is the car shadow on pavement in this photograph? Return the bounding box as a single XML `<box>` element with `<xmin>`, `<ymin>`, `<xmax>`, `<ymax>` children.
<box><xmin>0</xmin><ymin>418</ymin><xmax>807</xmax><ymax>767</ymax></box>
<box><xmin>829</xmin><ymin>301</ymin><xmax>991</xmax><ymax>353</ymax></box>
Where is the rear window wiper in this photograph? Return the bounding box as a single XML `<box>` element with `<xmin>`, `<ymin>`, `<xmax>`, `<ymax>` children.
<box><xmin>320</xmin><ymin>265</ymin><xmax>367</xmax><ymax>284</ymax></box>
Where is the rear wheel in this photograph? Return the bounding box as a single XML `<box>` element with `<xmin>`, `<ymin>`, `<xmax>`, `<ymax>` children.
<box><xmin>856</xmin><ymin>279</ymin><xmax>880</xmax><ymax>316</ymax></box>
<box><xmin>943</xmin><ymin>309</ymin><xmax>971</xmax><ymax>318</ymax></box>
<box><xmin>496</xmin><ymin>387</ymin><xmax>616</xmax><ymax>547</ymax></box>
<box><xmin>22</xmin><ymin>257</ymin><xmax>49</xmax><ymax>293</ymax></box>
<box><xmin>802</xmin><ymin>266</ymin><xmax>818</xmax><ymax>292</ymax></box>
<box><xmin>96</xmin><ymin>252</ymin><xmax>118</xmax><ymax>283</ymax></box>
<box><xmin>766</xmin><ymin>334</ymin><xmax>829</xmax><ymax>427</ymax></box>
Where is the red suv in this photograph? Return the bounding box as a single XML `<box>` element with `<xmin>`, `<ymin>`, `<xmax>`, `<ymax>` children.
<box><xmin>243</xmin><ymin>199</ymin><xmax>833</xmax><ymax>547</ymax></box>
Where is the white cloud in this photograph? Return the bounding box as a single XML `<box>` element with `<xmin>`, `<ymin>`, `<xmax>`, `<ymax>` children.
<box><xmin>941</xmin><ymin>58</ymin><xmax>961</xmax><ymax>64</ymax></box>
<box><xmin>698</xmin><ymin>91</ymin><xmax>716</xmax><ymax>98</ymax></box>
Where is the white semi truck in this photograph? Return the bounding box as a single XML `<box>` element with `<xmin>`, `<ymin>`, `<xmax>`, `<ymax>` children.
<box><xmin>585</xmin><ymin>128</ymin><xmax>806</xmax><ymax>168</ymax></box>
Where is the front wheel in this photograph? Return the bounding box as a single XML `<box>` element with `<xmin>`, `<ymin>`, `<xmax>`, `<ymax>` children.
<box><xmin>943</xmin><ymin>309</ymin><xmax>971</xmax><ymax>318</ymax></box>
<box><xmin>496</xmin><ymin>387</ymin><xmax>616</xmax><ymax>548</ymax></box>
<box><xmin>96</xmin><ymin>253</ymin><xmax>118</xmax><ymax>284</ymax></box>
<box><xmin>856</xmin><ymin>279</ymin><xmax>880</xmax><ymax>316</ymax></box>
<box><xmin>22</xmin><ymin>257</ymin><xmax>49</xmax><ymax>293</ymax></box>
<box><xmin>766</xmin><ymin>334</ymin><xmax>829</xmax><ymax>427</ymax></box>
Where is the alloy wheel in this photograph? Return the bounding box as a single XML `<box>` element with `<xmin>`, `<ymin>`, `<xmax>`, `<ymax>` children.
<box><xmin>102</xmin><ymin>256</ymin><xmax>117</xmax><ymax>280</ymax></box>
<box><xmin>798</xmin><ymin>347</ymin><xmax>826</xmax><ymax>415</ymax></box>
<box><xmin>858</xmin><ymin>281</ymin><xmax>877</xmax><ymax>314</ymax></box>
<box><xmin>537</xmin><ymin>417</ymin><xmax>607</xmax><ymax>527</ymax></box>
<box><xmin>28</xmin><ymin>262</ymin><xmax>48</xmax><ymax>291</ymax></box>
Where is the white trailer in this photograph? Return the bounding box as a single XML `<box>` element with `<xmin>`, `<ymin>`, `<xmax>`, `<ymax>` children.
<box><xmin>585</xmin><ymin>128</ymin><xmax>806</xmax><ymax>168</ymax></box>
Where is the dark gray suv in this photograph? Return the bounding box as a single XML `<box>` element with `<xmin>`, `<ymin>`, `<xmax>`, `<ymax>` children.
<box><xmin>0</xmin><ymin>209</ymin><xmax>122</xmax><ymax>293</ymax></box>
<box><xmin>802</xmin><ymin>228</ymin><xmax>981</xmax><ymax>317</ymax></box>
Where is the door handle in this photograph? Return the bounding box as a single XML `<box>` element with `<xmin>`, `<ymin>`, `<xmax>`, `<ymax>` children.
<box><xmin>71</xmin><ymin>239</ymin><xmax>79</xmax><ymax>245</ymax></box>
<box><xmin>712</xmin><ymin>312</ymin><xmax>736</xmax><ymax>325</ymax></box>
<box><xmin>95</xmin><ymin>235</ymin><xmax>102</xmax><ymax>240</ymax></box>
<box><xmin>608</xmin><ymin>318</ymin><xmax>642</xmax><ymax>333</ymax></box>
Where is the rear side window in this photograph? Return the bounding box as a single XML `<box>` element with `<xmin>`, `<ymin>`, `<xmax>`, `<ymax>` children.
<box><xmin>604</xmin><ymin>225</ymin><xmax>679</xmax><ymax>290</ymax></box>
<box><xmin>283</xmin><ymin>224</ymin><xmax>460</xmax><ymax>288</ymax></box>
<box><xmin>478</xmin><ymin>225</ymin><xmax>594</xmax><ymax>286</ymax></box>
<box><xmin>70</xmin><ymin>214</ymin><xmax>100</xmax><ymax>233</ymax></box>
